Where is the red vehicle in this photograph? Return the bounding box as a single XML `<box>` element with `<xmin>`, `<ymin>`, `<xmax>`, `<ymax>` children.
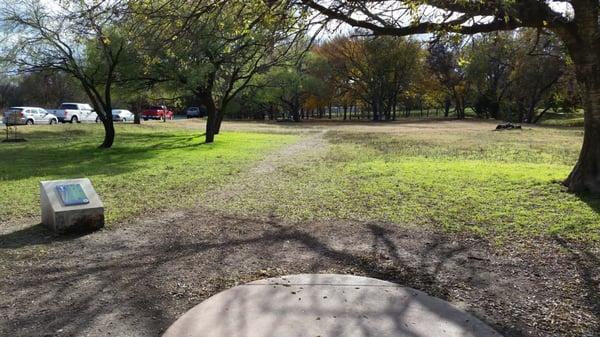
<box><xmin>142</xmin><ymin>105</ymin><xmax>174</xmax><ymax>121</ymax></box>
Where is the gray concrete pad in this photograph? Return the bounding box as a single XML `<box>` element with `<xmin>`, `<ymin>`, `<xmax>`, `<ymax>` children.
<box><xmin>163</xmin><ymin>274</ymin><xmax>502</xmax><ymax>337</ymax></box>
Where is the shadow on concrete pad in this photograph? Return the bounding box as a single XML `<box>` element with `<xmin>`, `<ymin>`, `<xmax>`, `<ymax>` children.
<box><xmin>163</xmin><ymin>274</ymin><xmax>503</xmax><ymax>337</ymax></box>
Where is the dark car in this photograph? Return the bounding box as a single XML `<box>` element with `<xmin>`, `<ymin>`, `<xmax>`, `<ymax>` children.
<box><xmin>186</xmin><ymin>106</ymin><xmax>207</xmax><ymax>118</ymax></box>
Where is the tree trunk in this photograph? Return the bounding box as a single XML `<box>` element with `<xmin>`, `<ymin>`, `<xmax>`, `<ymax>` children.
<box><xmin>99</xmin><ymin>117</ymin><xmax>115</xmax><ymax>148</ymax></box>
<box><xmin>444</xmin><ymin>98</ymin><xmax>451</xmax><ymax>117</ymax></box>
<box><xmin>564</xmin><ymin>65</ymin><xmax>600</xmax><ymax>193</ymax></box>
<box><xmin>372</xmin><ymin>103</ymin><xmax>378</xmax><ymax>121</ymax></box>
<box><xmin>134</xmin><ymin>98</ymin><xmax>142</xmax><ymax>125</ymax></box>
<box><xmin>195</xmin><ymin>91</ymin><xmax>216</xmax><ymax>143</ymax></box>
<box><xmin>560</xmin><ymin>2</ymin><xmax>600</xmax><ymax>193</ymax></box>
<box><xmin>291</xmin><ymin>109</ymin><xmax>301</xmax><ymax>121</ymax></box>
<box><xmin>452</xmin><ymin>88</ymin><xmax>465</xmax><ymax>120</ymax></box>
<box><xmin>215</xmin><ymin>109</ymin><xmax>224</xmax><ymax>135</ymax></box>
<box><xmin>95</xmin><ymin>105</ymin><xmax>114</xmax><ymax>148</ymax></box>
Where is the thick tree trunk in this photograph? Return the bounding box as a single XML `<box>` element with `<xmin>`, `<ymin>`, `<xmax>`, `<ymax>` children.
<box><xmin>205</xmin><ymin>97</ymin><xmax>217</xmax><ymax>143</ymax></box>
<box><xmin>561</xmin><ymin>1</ymin><xmax>600</xmax><ymax>193</ymax></box>
<box><xmin>564</xmin><ymin>81</ymin><xmax>600</xmax><ymax>193</ymax></box>
<box><xmin>194</xmin><ymin>91</ymin><xmax>216</xmax><ymax>143</ymax></box>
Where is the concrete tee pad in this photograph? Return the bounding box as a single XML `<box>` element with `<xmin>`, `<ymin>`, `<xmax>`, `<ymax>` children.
<box><xmin>40</xmin><ymin>178</ymin><xmax>104</xmax><ymax>233</ymax></box>
<box><xmin>163</xmin><ymin>274</ymin><xmax>502</xmax><ymax>337</ymax></box>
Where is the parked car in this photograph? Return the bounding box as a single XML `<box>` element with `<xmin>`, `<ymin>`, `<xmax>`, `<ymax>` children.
<box><xmin>2</xmin><ymin>107</ymin><xmax>59</xmax><ymax>125</ymax></box>
<box><xmin>112</xmin><ymin>109</ymin><xmax>135</xmax><ymax>122</ymax></box>
<box><xmin>48</xmin><ymin>103</ymin><xmax>97</xmax><ymax>123</ymax></box>
<box><xmin>186</xmin><ymin>106</ymin><xmax>206</xmax><ymax>118</ymax></box>
<box><xmin>142</xmin><ymin>105</ymin><xmax>174</xmax><ymax>121</ymax></box>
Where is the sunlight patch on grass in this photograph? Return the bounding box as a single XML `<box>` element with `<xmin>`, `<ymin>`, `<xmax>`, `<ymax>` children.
<box><xmin>220</xmin><ymin>127</ymin><xmax>599</xmax><ymax>242</ymax></box>
<box><xmin>0</xmin><ymin>124</ymin><xmax>296</xmax><ymax>224</ymax></box>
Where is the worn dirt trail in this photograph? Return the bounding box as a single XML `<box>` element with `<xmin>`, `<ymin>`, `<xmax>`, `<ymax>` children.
<box><xmin>208</xmin><ymin>130</ymin><xmax>328</xmax><ymax>208</ymax></box>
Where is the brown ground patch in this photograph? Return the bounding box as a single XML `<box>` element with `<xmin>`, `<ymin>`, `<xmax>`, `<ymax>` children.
<box><xmin>1</xmin><ymin>209</ymin><xmax>598</xmax><ymax>337</ymax></box>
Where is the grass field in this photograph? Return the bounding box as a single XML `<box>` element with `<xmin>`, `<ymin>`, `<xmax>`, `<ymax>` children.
<box><xmin>539</xmin><ymin>110</ymin><xmax>585</xmax><ymax>127</ymax></box>
<box><xmin>0</xmin><ymin>122</ymin><xmax>297</xmax><ymax>223</ymax></box>
<box><xmin>1</xmin><ymin>120</ymin><xmax>599</xmax><ymax>242</ymax></box>
<box><xmin>214</xmin><ymin>121</ymin><xmax>600</xmax><ymax>242</ymax></box>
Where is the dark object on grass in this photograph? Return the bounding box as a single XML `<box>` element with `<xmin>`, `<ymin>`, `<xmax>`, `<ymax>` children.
<box><xmin>495</xmin><ymin>122</ymin><xmax>522</xmax><ymax>131</ymax></box>
<box><xmin>2</xmin><ymin>138</ymin><xmax>27</xmax><ymax>143</ymax></box>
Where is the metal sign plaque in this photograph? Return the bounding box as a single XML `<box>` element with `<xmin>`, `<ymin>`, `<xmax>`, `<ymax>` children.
<box><xmin>56</xmin><ymin>184</ymin><xmax>90</xmax><ymax>206</ymax></box>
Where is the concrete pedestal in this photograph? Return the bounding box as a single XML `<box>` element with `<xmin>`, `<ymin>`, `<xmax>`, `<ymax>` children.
<box><xmin>163</xmin><ymin>274</ymin><xmax>502</xmax><ymax>337</ymax></box>
<box><xmin>40</xmin><ymin>178</ymin><xmax>104</xmax><ymax>233</ymax></box>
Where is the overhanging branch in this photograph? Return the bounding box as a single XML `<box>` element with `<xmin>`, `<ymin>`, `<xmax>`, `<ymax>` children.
<box><xmin>300</xmin><ymin>0</ymin><xmax>574</xmax><ymax>36</ymax></box>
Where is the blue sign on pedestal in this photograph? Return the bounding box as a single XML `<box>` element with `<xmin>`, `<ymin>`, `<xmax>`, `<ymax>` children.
<box><xmin>56</xmin><ymin>184</ymin><xmax>90</xmax><ymax>206</ymax></box>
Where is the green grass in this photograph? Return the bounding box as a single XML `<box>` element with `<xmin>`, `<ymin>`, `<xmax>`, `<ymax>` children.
<box><xmin>539</xmin><ymin>110</ymin><xmax>585</xmax><ymax>127</ymax></box>
<box><xmin>0</xmin><ymin>123</ymin><xmax>296</xmax><ymax>224</ymax></box>
<box><xmin>217</xmin><ymin>124</ymin><xmax>600</xmax><ymax>242</ymax></box>
<box><xmin>2</xmin><ymin>120</ymin><xmax>599</xmax><ymax>242</ymax></box>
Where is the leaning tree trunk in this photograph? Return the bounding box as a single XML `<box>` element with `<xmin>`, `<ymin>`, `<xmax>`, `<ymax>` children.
<box><xmin>564</xmin><ymin>62</ymin><xmax>600</xmax><ymax>193</ymax></box>
<box><xmin>99</xmin><ymin>112</ymin><xmax>115</xmax><ymax>148</ymax></box>
<box><xmin>214</xmin><ymin>110</ymin><xmax>225</xmax><ymax>135</ymax></box>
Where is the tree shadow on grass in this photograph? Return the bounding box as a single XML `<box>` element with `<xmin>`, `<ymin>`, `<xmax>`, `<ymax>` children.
<box><xmin>0</xmin><ymin>132</ymin><xmax>206</xmax><ymax>181</ymax></box>
<box><xmin>577</xmin><ymin>192</ymin><xmax>600</xmax><ymax>215</ymax></box>
<box><xmin>552</xmin><ymin>235</ymin><xmax>600</xmax><ymax>334</ymax></box>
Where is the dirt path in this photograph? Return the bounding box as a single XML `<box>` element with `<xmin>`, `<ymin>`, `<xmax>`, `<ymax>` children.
<box><xmin>208</xmin><ymin>130</ymin><xmax>328</xmax><ymax>208</ymax></box>
<box><xmin>1</xmin><ymin>132</ymin><xmax>599</xmax><ymax>337</ymax></box>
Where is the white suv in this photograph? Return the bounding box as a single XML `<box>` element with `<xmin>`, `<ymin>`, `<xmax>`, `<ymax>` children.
<box><xmin>49</xmin><ymin>103</ymin><xmax>97</xmax><ymax>123</ymax></box>
<box><xmin>2</xmin><ymin>107</ymin><xmax>59</xmax><ymax>125</ymax></box>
